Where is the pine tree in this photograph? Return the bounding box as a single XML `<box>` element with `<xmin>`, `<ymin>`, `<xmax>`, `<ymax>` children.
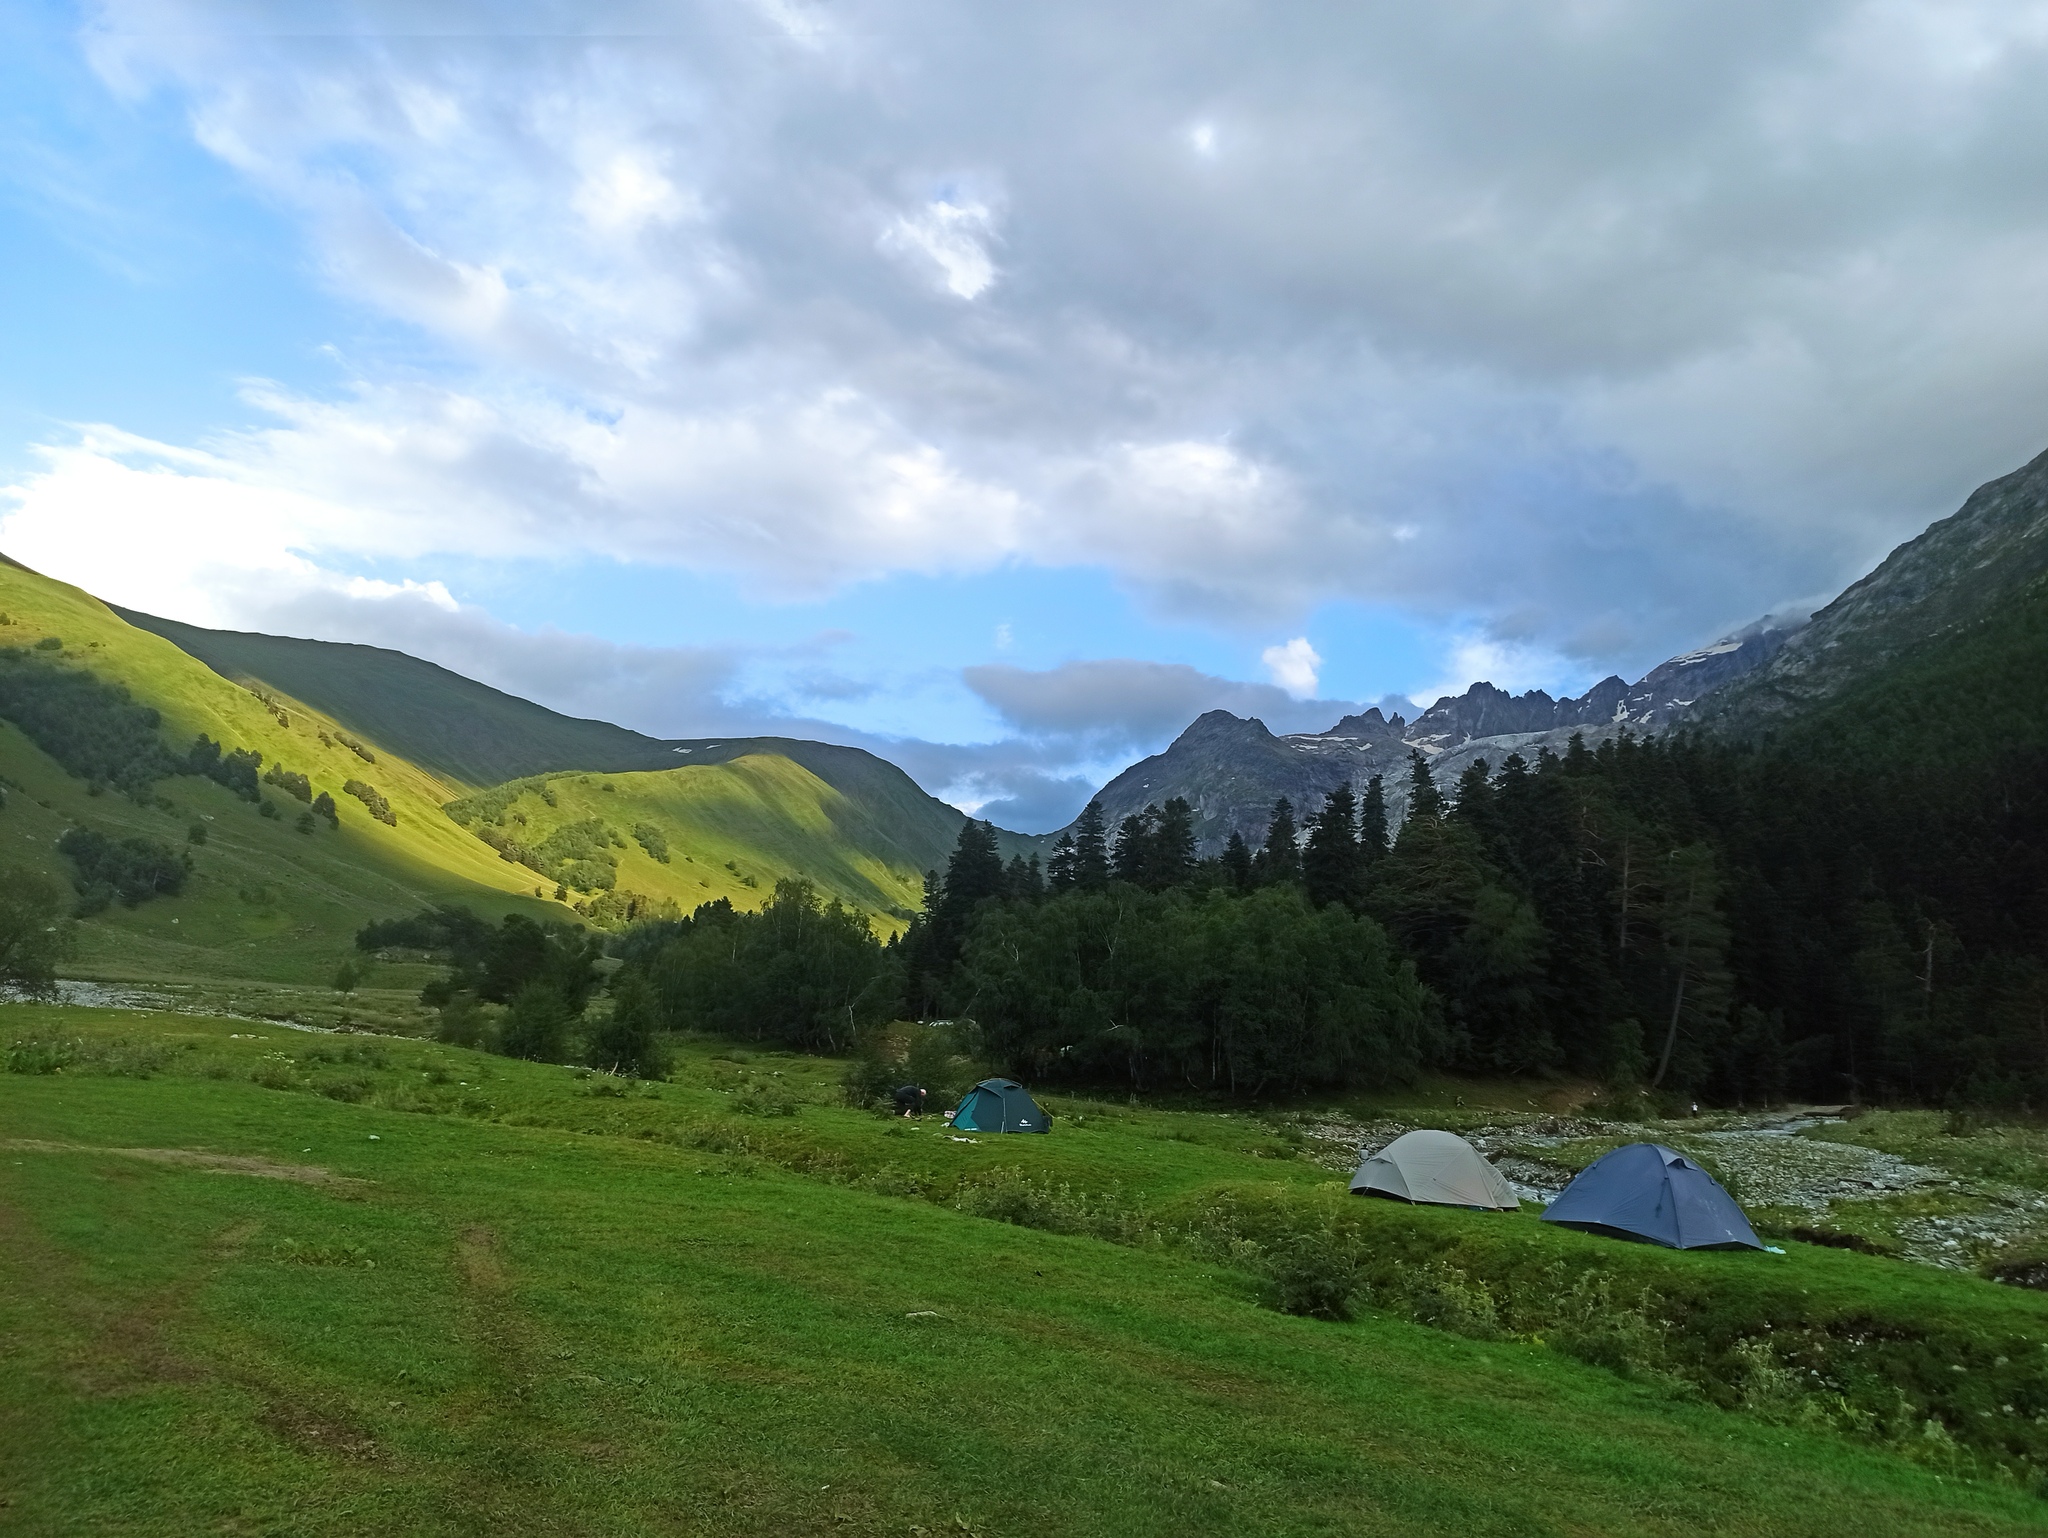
<box><xmin>1047</xmin><ymin>832</ymin><xmax>1078</xmax><ymax>891</ymax></box>
<box><xmin>1302</xmin><ymin>784</ymin><xmax>1362</xmax><ymax>909</ymax></box>
<box><xmin>1004</xmin><ymin>852</ymin><xmax>1045</xmax><ymax>900</ymax></box>
<box><xmin>1220</xmin><ymin>830</ymin><xmax>1254</xmax><ymax>889</ymax></box>
<box><xmin>1156</xmin><ymin>797</ymin><xmax>1197</xmax><ymax>888</ymax></box>
<box><xmin>1405</xmin><ymin>751</ymin><xmax>1444</xmax><ymax>823</ymax></box>
<box><xmin>1255</xmin><ymin>797</ymin><xmax>1302</xmax><ymax>885</ymax></box>
<box><xmin>1071</xmin><ymin>800</ymin><xmax>1111</xmax><ymax>891</ymax></box>
<box><xmin>1112</xmin><ymin>808</ymin><xmax>1157</xmax><ymax>886</ymax></box>
<box><xmin>1358</xmin><ymin>775</ymin><xmax>1389</xmax><ymax>868</ymax></box>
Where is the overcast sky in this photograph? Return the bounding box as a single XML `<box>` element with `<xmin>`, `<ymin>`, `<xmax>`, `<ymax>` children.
<box><xmin>5</xmin><ymin>1</ymin><xmax>2048</xmax><ymax>828</ymax></box>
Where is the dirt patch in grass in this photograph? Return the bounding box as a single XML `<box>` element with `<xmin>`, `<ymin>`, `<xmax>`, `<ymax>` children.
<box><xmin>257</xmin><ymin>1399</ymin><xmax>384</xmax><ymax>1464</ymax></box>
<box><xmin>3</xmin><ymin>1139</ymin><xmax>362</xmax><ymax>1186</ymax></box>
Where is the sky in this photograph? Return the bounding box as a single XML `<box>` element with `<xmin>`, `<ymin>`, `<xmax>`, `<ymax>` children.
<box><xmin>6</xmin><ymin>2</ymin><xmax>2048</xmax><ymax>829</ymax></box>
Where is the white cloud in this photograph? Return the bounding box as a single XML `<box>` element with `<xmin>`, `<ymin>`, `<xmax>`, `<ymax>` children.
<box><xmin>881</xmin><ymin>197</ymin><xmax>1000</xmax><ymax>300</ymax></box>
<box><xmin>1260</xmin><ymin>637</ymin><xmax>1322</xmax><ymax>698</ymax></box>
<box><xmin>1412</xmin><ymin>633</ymin><xmax>1590</xmax><ymax>711</ymax></box>
<box><xmin>43</xmin><ymin>0</ymin><xmax>2048</xmax><ymax>687</ymax></box>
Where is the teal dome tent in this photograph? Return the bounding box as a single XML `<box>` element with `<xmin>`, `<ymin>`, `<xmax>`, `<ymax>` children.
<box><xmin>951</xmin><ymin>1078</ymin><xmax>1050</xmax><ymax>1133</ymax></box>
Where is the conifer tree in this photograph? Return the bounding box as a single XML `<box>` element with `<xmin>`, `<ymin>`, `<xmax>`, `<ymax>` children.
<box><xmin>1405</xmin><ymin>751</ymin><xmax>1444</xmax><ymax>823</ymax></box>
<box><xmin>1255</xmin><ymin>796</ymin><xmax>1302</xmax><ymax>885</ymax></box>
<box><xmin>1302</xmin><ymin>783</ymin><xmax>1362</xmax><ymax>909</ymax></box>
<box><xmin>1358</xmin><ymin>775</ymin><xmax>1389</xmax><ymax>867</ymax></box>
<box><xmin>1157</xmin><ymin>797</ymin><xmax>1197</xmax><ymax>887</ymax></box>
<box><xmin>1220</xmin><ymin>830</ymin><xmax>1254</xmax><ymax>889</ymax></box>
<box><xmin>1046</xmin><ymin>832</ymin><xmax>1079</xmax><ymax>892</ymax></box>
<box><xmin>1112</xmin><ymin>808</ymin><xmax>1156</xmax><ymax>886</ymax></box>
<box><xmin>1071</xmin><ymin>800</ymin><xmax>1111</xmax><ymax>891</ymax></box>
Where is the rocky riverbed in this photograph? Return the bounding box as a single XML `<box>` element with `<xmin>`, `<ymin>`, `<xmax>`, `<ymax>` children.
<box><xmin>1299</xmin><ymin>1106</ymin><xmax>2048</xmax><ymax>1273</ymax></box>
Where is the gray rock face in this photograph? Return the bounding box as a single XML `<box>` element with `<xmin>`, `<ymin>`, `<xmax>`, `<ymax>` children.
<box><xmin>1074</xmin><ymin>625</ymin><xmax>1790</xmax><ymax>855</ymax></box>
<box><xmin>1700</xmin><ymin>444</ymin><xmax>2048</xmax><ymax>730</ymax></box>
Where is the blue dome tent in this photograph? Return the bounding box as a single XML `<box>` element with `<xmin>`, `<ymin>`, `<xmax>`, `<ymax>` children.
<box><xmin>951</xmin><ymin>1078</ymin><xmax>1050</xmax><ymax>1134</ymax></box>
<box><xmin>1541</xmin><ymin>1142</ymin><xmax>1761</xmax><ymax>1251</ymax></box>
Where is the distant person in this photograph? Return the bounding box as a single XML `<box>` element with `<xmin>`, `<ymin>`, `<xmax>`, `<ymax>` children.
<box><xmin>893</xmin><ymin>1084</ymin><xmax>928</xmax><ymax>1118</ymax></box>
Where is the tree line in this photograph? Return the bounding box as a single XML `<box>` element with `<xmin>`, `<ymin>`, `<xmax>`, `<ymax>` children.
<box><xmin>589</xmin><ymin>715</ymin><xmax>2048</xmax><ymax>1107</ymax></box>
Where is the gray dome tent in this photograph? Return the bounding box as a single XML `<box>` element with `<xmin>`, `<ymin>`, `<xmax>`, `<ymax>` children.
<box><xmin>1541</xmin><ymin>1142</ymin><xmax>1761</xmax><ymax>1250</ymax></box>
<box><xmin>951</xmin><ymin>1078</ymin><xmax>1049</xmax><ymax>1134</ymax></box>
<box><xmin>1351</xmin><ymin>1129</ymin><xmax>1519</xmax><ymax>1211</ymax></box>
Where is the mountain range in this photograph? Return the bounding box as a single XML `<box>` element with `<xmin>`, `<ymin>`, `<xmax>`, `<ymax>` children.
<box><xmin>1</xmin><ymin>434</ymin><xmax>2043</xmax><ymax>984</ymax></box>
<box><xmin>1063</xmin><ymin>441</ymin><xmax>2048</xmax><ymax>855</ymax></box>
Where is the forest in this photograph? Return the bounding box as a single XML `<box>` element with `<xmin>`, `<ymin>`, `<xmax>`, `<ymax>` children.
<box><xmin>587</xmin><ymin>704</ymin><xmax>2048</xmax><ymax>1107</ymax></box>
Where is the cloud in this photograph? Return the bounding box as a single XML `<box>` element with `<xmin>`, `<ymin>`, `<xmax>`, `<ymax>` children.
<box><xmin>46</xmin><ymin>0</ymin><xmax>2048</xmax><ymax>682</ymax></box>
<box><xmin>1261</xmin><ymin>637</ymin><xmax>1321</xmax><ymax>698</ymax></box>
<box><xmin>964</xmin><ymin>658</ymin><xmax>1358</xmax><ymax>749</ymax></box>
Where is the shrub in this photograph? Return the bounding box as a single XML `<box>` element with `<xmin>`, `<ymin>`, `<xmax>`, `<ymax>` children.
<box><xmin>0</xmin><ymin>867</ymin><xmax>74</xmax><ymax>994</ymax></box>
<box><xmin>311</xmin><ymin>791</ymin><xmax>339</xmax><ymax>828</ymax></box>
<box><xmin>187</xmin><ymin>736</ymin><xmax>262</xmax><ymax>801</ymax></box>
<box><xmin>495</xmin><ymin>983</ymin><xmax>573</xmax><ymax>1062</ymax></box>
<box><xmin>731</xmin><ymin>1079</ymin><xmax>799</xmax><ymax>1117</ymax></box>
<box><xmin>632</xmin><ymin>822</ymin><xmax>671</xmax><ymax>863</ymax></box>
<box><xmin>1261</xmin><ymin>1225</ymin><xmax>1367</xmax><ymax>1321</ymax></box>
<box><xmin>58</xmin><ymin>828</ymin><xmax>189</xmax><ymax>913</ymax></box>
<box><xmin>343</xmin><ymin>779</ymin><xmax>397</xmax><ymax>826</ymax></box>
<box><xmin>262</xmin><ymin>762</ymin><xmax>312</xmax><ymax>802</ymax></box>
<box><xmin>584</xmin><ymin>970</ymin><xmax>670</xmax><ymax>1079</ymax></box>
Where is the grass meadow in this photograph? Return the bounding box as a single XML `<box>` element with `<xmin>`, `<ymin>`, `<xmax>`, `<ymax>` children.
<box><xmin>6</xmin><ymin>1005</ymin><xmax>2048</xmax><ymax>1536</ymax></box>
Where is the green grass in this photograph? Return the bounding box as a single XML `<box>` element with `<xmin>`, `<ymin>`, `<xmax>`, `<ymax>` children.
<box><xmin>6</xmin><ymin>1008</ymin><xmax>2048</xmax><ymax>1535</ymax></box>
<box><xmin>114</xmin><ymin>604</ymin><xmax>983</xmax><ymax>871</ymax></box>
<box><xmin>445</xmin><ymin>762</ymin><xmax>928</xmax><ymax>927</ymax></box>
<box><xmin>0</xmin><ymin>561</ymin><xmax>937</xmax><ymax>981</ymax></box>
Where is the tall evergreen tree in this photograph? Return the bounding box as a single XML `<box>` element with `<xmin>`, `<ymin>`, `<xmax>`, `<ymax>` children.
<box><xmin>1046</xmin><ymin>831</ymin><xmax>1079</xmax><ymax>892</ymax></box>
<box><xmin>1004</xmin><ymin>852</ymin><xmax>1045</xmax><ymax>900</ymax></box>
<box><xmin>1071</xmin><ymin>800</ymin><xmax>1111</xmax><ymax>892</ymax></box>
<box><xmin>1156</xmin><ymin>797</ymin><xmax>1198</xmax><ymax>887</ymax></box>
<box><xmin>1112</xmin><ymin>807</ymin><xmax>1156</xmax><ymax>886</ymax></box>
<box><xmin>1358</xmin><ymin>775</ymin><xmax>1389</xmax><ymax>868</ymax></box>
<box><xmin>1220</xmin><ymin>829</ymin><xmax>1254</xmax><ymax>889</ymax></box>
<box><xmin>1405</xmin><ymin>751</ymin><xmax>1445</xmax><ymax>823</ymax></box>
<box><xmin>1302</xmin><ymin>784</ymin><xmax>1362</xmax><ymax>909</ymax></box>
<box><xmin>1254</xmin><ymin>797</ymin><xmax>1301</xmax><ymax>885</ymax></box>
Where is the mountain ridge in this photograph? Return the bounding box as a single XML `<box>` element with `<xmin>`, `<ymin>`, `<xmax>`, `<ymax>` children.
<box><xmin>1070</xmin><ymin>621</ymin><xmax>1793</xmax><ymax>855</ymax></box>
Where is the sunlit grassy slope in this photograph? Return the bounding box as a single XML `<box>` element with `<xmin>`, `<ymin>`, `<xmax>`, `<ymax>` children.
<box><xmin>116</xmin><ymin>603</ymin><xmax>986</xmax><ymax>872</ymax></box>
<box><xmin>0</xmin><ymin>559</ymin><xmax>930</xmax><ymax>980</ymax></box>
<box><xmin>5</xmin><ymin>1005</ymin><xmax>2045</xmax><ymax>1538</ymax></box>
<box><xmin>455</xmin><ymin>763</ymin><xmax>929</xmax><ymax>923</ymax></box>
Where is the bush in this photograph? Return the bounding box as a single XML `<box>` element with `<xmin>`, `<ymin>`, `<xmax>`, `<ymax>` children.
<box><xmin>57</xmin><ymin>828</ymin><xmax>189</xmax><ymax>913</ymax></box>
<box><xmin>434</xmin><ymin>993</ymin><xmax>490</xmax><ymax>1048</ymax></box>
<box><xmin>263</xmin><ymin>762</ymin><xmax>312</xmax><ymax>802</ymax></box>
<box><xmin>632</xmin><ymin>822</ymin><xmax>670</xmax><ymax>863</ymax></box>
<box><xmin>0</xmin><ymin>867</ymin><xmax>74</xmax><ymax>994</ymax></box>
<box><xmin>343</xmin><ymin>779</ymin><xmax>397</xmax><ymax>826</ymax></box>
<box><xmin>731</xmin><ymin>1079</ymin><xmax>799</xmax><ymax>1117</ymax></box>
<box><xmin>495</xmin><ymin>983</ymin><xmax>573</xmax><ymax>1063</ymax></box>
<box><xmin>5</xmin><ymin>1036</ymin><xmax>171</xmax><ymax>1077</ymax></box>
<box><xmin>1262</xmin><ymin>1225</ymin><xmax>1367</xmax><ymax>1321</ymax></box>
<box><xmin>584</xmin><ymin>970</ymin><xmax>670</xmax><ymax>1079</ymax></box>
<box><xmin>187</xmin><ymin>736</ymin><xmax>262</xmax><ymax>801</ymax></box>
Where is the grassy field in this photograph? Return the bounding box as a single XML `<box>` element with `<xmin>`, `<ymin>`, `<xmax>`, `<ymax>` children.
<box><xmin>6</xmin><ymin>1006</ymin><xmax>2048</xmax><ymax>1536</ymax></box>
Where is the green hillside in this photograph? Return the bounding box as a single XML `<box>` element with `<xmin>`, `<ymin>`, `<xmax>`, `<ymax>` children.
<box><xmin>115</xmin><ymin>605</ymin><xmax>979</xmax><ymax>872</ymax></box>
<box><xmin>0</xmin><ymin>560</ymin><xmax>934</xmax><ymax>982</ymax></box>
<box><xmin>438</xmin><ymin>759</ymin><xmax>928</xmax><ymax>926</ymax></box>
